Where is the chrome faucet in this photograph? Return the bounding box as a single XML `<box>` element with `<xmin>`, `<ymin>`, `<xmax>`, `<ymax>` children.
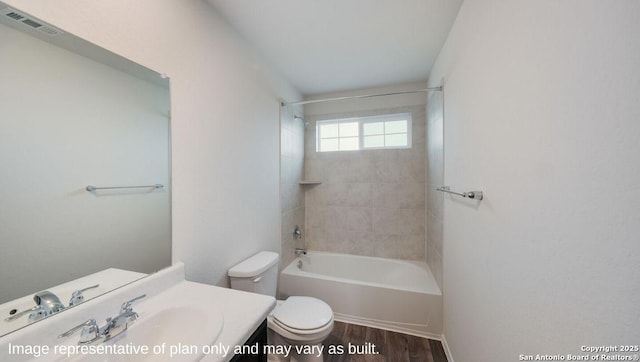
<box><xmin>59</xmin><ymin>294</ymin><xmax>146</xmax><ymax>345</ymax></box>
<box><xmin>101</xmin><ymin>294</ymin><xmax>145</xmax><ymax>339</ymax></box>
<box><xmin>34</xmin><ymin>291</ymin><xmax>66</xmax><ymax>314</ymax></box>
<box><xmin>58</xmin><ymin>319</ymin><xmax>101</xmax><ymax>344</ymax></box>
<box><xmin>5</xmin><ymin>284</ymin><xmax>100</xmax><ymax>323</ymax></box>
<box><xmin>4</xmin><ymin>290</ymin><xmax>65</xmax><ymax>323</ymax></box>
<box><xmin>293</xmin><ymin>225</ymin><xmax>303</xmax><ymax>239</ymax></box>
<box><xmin>68</xmin><ymin>284</ymin><xmax>100</xmax><ymax>306</ymax></box>
<box><xmin>293</xmin><ymin>225</ymin><xmax>307</xmax><ymax>257</ymax></box>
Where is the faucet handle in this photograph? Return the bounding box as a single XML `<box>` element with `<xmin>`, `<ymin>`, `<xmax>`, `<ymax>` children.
<box><xmin>69</xmin><ymin>284</ymin><xmax>100</xmax><ymax>306</ymax></box>
<box><xmin>120</xmin><ymin>294</ymin><xmax>146</xmax><ymax>313</ymax></box>
<box><xmin>293</xmin><ymin>225</ymin><xmax>303</xmax><ymax>239</ymax></box>
<box><xmin>58</xmin><ymin>319</ymin><xmax>100</xmax><ymax>344</ymax></box>
<box><xmin>4</xmin><ymin>305</ymin><xmax>43</xmax><ymax>322</ymax></box>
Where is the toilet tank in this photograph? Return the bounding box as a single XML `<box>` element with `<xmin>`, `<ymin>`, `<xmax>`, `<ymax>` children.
<box><xmin>228</xmin><ymin>251</ymin><xmax>279</xmax><ymax>297</ymax></box>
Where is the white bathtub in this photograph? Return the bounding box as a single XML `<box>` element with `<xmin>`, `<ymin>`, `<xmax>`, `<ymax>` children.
<box><xmin>279</xmin><ymin>252</ymin><xmax>442</xmax><ymax>338</ymax></box>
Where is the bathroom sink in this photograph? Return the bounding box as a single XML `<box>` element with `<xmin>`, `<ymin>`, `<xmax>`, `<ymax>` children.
<box><xmin>124</xmin><ymin>306</ymin><xmax>222</xmax><ymax>347</ymax></box>
<box><xmin>108</xmin><ymin>306</ymin><xmax>223</xmax><ymax>361</ymax></box>
<box><xmin>54</xmin><ymin>302</ymin><xmax>223</xmax><ymax>361</ymax></box>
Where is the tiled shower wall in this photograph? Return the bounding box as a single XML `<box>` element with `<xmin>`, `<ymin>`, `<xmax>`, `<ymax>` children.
<box><xmin>426</xmin><ymin>91</ymin><xmax>444</xmax><ymax>288</ymax></box>
<box><xmin>304</xmin><ymin>106</ymin><xmax>426</xmax><ymax>260</ymax></box>
<box><xmin>280</xmin><ymin>110</ymin><xmax>306</xmax><ymax>269</ymax></box>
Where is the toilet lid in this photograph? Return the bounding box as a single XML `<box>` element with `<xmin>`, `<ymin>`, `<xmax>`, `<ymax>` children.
<box><xmin>273</xmin><ymin>296</ymin><xmax>333</xmax><ymax>330</ymax></box>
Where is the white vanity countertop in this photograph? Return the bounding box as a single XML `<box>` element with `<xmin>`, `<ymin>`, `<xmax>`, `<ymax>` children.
<box><xmin>194</xmin><ymin>284</ymin><xmax>275</xmax><ymax>362</ymax></box>
<box><xmin>0</xmin><ymin>263</ymin><xmax>275</xmax><ymax>362</ymax></box>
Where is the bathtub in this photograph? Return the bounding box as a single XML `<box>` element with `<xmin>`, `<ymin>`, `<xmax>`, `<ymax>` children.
<box><xmin>279</xmin><ymin>252</ymin><xmax>442</xmax><ymax>338</ymax></box>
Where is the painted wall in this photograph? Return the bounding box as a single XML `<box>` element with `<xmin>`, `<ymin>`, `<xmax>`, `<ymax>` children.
<box><xmin>427</xmin><ymin>1</ymin><xmax>640</xmax><ymax>360</ymax></box>
<box><xmin>304</xmin><ymin>83</ymin><xmax>427</xmax><ymax>260</ymax></box>
<box><xmin>0</xmin><ymin>22</ymin><xmax>170</xmax><ymax>303</ymax></box>
<box><xmin>4</xmin><ymin>0</ymin><xmax>302</xmax><ymax>287</ymax></box>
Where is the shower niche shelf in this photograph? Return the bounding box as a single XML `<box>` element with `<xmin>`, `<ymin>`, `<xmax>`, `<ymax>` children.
<box><xmin>299</xmin><ymin>181</ymin><xmax>322</xmax><ymax>185</ymax></box>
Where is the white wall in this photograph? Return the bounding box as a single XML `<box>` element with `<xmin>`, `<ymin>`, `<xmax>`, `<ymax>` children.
<box><xmin>3</xmin><ymin>0</ymin><xmax>302</xmax><ymax>287</ymax></box>
<box><xmin>427</xmin><ymin>1</ymin><xmax>640</xmax><ymax>360</ymax></box>
<box><xmin>0</xmin><ymin>22</ymin><xmax>170</xmax><ymax>303</ymax></box>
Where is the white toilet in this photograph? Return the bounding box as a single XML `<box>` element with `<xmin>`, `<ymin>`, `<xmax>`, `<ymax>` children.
<box><xmin>228</xmin><ymin>251</ymin><xmax>334</xmax><ymax>362</ymax></box>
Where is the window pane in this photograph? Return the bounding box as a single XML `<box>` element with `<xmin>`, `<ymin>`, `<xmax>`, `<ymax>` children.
<box><xmin>339</xmin><ymin>122</ymin><xmax>359</xmax><ymax>137</ymax></box>
<box><xmin>385</xmin><ymin>120</ymin><xmax>407</xmax><ymax>134</ymax></box>
<box><xmin>317</xmin><ymin>114</ymin><xmax>411</xmax><ymax>152</ymax></box>
<box><xmin>385</xmin><ymin>133</ymin><xmax>408</xmax><ymax>147</ymax></box>
<box><xmin>363</xmin><ymin>135</ymin><xmax>384</xmax><ymax>148</ymax></box>
<box><xmin>339</xmin><ymin>137</ymin><xmax>359</xmax><ymax>151</ymax></box>
<box><xmin>320</xmin><ymin>138</ymin><xmax>339</xmax><ymax>152</ymax></box>
<box><xmin>320</xmin><ymin>123</ymin><xmax>339</xmax><ymax>138</ymax></box>
<box><xmin>363</xmin><ymin>122</ymin><xmax>384</xmax><ymax>135</ymax></box>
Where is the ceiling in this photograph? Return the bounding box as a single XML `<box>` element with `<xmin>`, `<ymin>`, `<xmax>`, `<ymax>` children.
<box><xmin>207</xmin><ymin>0</ymin><xmax>463</xmax><ymax>96</ymax></box>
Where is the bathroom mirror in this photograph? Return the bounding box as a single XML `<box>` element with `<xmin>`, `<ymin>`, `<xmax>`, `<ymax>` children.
<box><xmin>0</xmin><ymin>3</ymin><xmax>171</xmax><ymax>336</ymax></box>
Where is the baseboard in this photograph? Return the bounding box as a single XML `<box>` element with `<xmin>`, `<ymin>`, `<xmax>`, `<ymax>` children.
<box><xmin>333</xmin><ymin>313</ymin><xmax>442</xmax><ymax>341</ymax></box>
<box><xmin>333</xmin><ymin>313</ymin><xmax>455</xmax><ymax>361</ymax></box>
<box><xmin>441</xmin><ymin>333</ymin><xmax>454</xmax><ymax>362</ymax></box>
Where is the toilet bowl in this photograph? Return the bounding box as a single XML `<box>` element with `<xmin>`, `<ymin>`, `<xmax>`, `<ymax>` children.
<box><xmin>228</xmin><ymin>252</ymin><xmax>334</xmax><ymax>362</ymax></box>
<box><xmin>267</xmin><ymin>297</ymin><xmax>333</xmax><ymax>362</ymax></box>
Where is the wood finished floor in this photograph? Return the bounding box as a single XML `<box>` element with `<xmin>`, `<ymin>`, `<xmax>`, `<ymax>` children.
<box><xmin>323</xmin><ymin>321</ymin><xmax>448</xmax><ymax>362</ymax></box>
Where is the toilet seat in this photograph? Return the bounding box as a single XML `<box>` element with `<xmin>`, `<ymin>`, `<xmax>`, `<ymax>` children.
<box><xmin>271</xmin><ymin>296</ymin><xmax>333</xmax><ymax>335</ymax></box>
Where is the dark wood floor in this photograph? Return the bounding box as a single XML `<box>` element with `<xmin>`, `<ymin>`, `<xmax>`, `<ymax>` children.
<box><xmin>323</xmin><ymin>321</ymin><xmax>448</xmax><ymax>362</ymax></box>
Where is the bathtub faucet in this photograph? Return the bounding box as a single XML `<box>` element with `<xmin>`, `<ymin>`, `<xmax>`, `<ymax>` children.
<box><xmin>294</xmin><ymin>248</ymin><xmax>307</xmax><ymax>256</ymax></box>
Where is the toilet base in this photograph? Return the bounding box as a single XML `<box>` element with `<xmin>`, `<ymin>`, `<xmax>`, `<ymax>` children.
<box><xmin>267</xmin><ymin>327</ymin><xmax>326</xmax><ymax>362</ymax></box>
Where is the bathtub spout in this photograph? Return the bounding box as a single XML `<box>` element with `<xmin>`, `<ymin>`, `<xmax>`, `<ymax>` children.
<box><xmin>294</xmin><ymin>248</ymin><xmax>307</xmax><ymax>256</ymax></box>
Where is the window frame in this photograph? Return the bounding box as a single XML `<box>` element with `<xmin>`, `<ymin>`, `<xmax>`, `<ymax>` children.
<box><xmin>316</xmin><ymin>113</ymin><xmax>412</xmax><ymax>152</ymax></box>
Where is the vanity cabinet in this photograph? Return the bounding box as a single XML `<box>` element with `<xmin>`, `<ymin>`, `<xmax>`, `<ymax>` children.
<box><xmin>231</xmin><ymin>319</ymin><xmax>267</xmax><ymax>362</ymax></box>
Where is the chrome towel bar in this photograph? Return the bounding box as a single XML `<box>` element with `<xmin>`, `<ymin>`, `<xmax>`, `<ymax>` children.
<box><xmin>85</xmin><ymin>184</ymin><xmax>163</xmax><ymax>192</ymax></box>
<box><xmin>436</xmin><ymin>186</ymin><xmax>483</xmax><ymax>200</ymax></box>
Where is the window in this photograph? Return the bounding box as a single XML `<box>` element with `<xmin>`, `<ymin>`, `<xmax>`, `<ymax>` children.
<box><xmin>316</xmin><ymin>113</ymin><xmax>412</xmax><ymax>152</ymax></box>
